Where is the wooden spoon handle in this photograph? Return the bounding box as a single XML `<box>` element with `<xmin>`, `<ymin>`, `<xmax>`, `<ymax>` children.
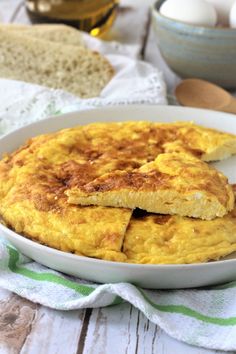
<box><xmin>223</xmin><ymin>97</ymin><xmax>236</xmax><ymax>114</ymax></box>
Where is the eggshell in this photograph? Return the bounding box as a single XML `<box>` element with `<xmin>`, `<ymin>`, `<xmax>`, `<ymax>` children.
<box><xmin>230</xmin><ymin>0</ymin><xmax>236</xmax><ymax>27</ymax></box>
<box><xmin>207</xmin><ymin>0</ymin><xmax>235</xmax><ymax>25</ymax></box>
<box><xmin>160</xmin><ymin>0</ymin><xmax>217</xmax><ymax>27</ymax></box>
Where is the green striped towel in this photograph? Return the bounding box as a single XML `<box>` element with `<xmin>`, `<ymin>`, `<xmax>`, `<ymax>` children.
<box><xmin>1</xmin><ymin>238</ymin><xmax>236</xmax><ymax>351</ymax></box>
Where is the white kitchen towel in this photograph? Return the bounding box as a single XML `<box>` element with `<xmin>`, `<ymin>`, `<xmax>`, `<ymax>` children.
<box><xmin>0</xmin><ymin>239</ymin><xmax>236</xmax><ymax>352</ymax></box>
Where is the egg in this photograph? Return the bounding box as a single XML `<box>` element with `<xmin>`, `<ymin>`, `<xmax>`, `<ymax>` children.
<box><xmin>230</xmin><ymin>0</ymin><xmax>236</xmax><ymax>28</ymax></box>
<box><xmin>160</xmin><ymin>0</ymin><xmax>217</xmax><ymax>27</ymax></box>
<box><xmin>206</xmin><ymin>0</ymin><xmax>235</xmax><ymax>25</ymax></box>
<box><xmin>160</xmin><ymin>0</ymin><xmax>218</xmax><ymax>27</ymax></box>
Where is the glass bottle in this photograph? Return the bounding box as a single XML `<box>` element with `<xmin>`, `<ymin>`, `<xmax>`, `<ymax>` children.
<box><xmin>25</xmin><ymin>0</ymin><xmax>119</xmax><ymax>36</ymax></box>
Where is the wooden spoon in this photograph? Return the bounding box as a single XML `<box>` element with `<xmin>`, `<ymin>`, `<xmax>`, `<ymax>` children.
<box><xmin>175</xmin><ymin>79</ymin><xmax>236</xmax><ymax>114</ymax></box>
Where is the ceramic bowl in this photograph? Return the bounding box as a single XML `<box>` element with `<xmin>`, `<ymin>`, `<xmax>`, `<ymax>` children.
<box><xmin>152</xmin><ymin>0</ymin><xmax>236</xmax><ymax>88</ymax></box>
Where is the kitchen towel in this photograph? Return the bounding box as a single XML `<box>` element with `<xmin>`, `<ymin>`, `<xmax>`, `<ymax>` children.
<box><xmin>0</xmin><ymin>239</ymin><xmax>236</xmax><ymax>352</ymax></box>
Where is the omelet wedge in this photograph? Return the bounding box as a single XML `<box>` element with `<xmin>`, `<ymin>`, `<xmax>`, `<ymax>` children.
<box><xmin>123</xmin><ymin>206</ymin><xmax>236</xmax><ymax>264</ymax></box>
<box><xmin>67</xmin><ymin>152</ymin><xmax>234</xmax><ymax>220</ymax></box>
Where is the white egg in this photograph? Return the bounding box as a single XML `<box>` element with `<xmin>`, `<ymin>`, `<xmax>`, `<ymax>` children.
<box><xmin>160</xmin><ymin>0</ymin><xmax>217</xmax><ymax>27</ymax></box>
<box><xmin>206</xmin><ymin>0</ymin><xmax>235</xmax><ymax>25</ymax></box>
<box><xmin>230</xmin><ymin>0</ymin><xmax>236</xmax><ymax>28</ymax></box>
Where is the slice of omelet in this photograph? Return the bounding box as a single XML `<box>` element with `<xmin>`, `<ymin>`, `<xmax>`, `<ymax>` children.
<box><xmin>67</xmin><ymin>152</ymin><xmax>234</xmax><ymax>220</ymax></box>
<box><xmin>123</xmin><ymin>206</ymin><xmax>236</xmax><ymax>264</ymax></box>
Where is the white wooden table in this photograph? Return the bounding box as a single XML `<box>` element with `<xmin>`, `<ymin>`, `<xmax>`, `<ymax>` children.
<box><xmin>0</xmin><ymin>2</ymin><xmax>234</xmax><ymax>353</ymax></box>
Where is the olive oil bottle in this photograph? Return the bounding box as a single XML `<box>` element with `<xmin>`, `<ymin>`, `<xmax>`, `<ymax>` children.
<box><xmin>25</xmin><ymin>0</ymin><xmax>119</xmax><ymax>36</ymax></box>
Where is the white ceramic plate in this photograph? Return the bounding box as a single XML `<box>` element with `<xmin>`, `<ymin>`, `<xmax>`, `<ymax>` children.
<box><xmin>1</xmin><ymin>105</ymin><xmax>236</xmax><ymax>289</ymax></box>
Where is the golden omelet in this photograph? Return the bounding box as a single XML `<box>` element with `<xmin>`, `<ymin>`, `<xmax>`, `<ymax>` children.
<box><xmin>123</xmin><ymin>205</ymin><xmax>236</xmax><ymax>264</ymax></box>
<box><xmin>0</xmin><ymin>121</ymin><xmax>236</xmax><ymax>263</ymax></box>
<box><xmin>67</xmin><ymin>152</ymin><xmax>234</xmax><ymax>220</ymax></box>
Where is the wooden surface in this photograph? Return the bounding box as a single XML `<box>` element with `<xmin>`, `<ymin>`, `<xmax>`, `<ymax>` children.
<box><xmin>0</xmin><ymin>2</ymin><xmax>234</xmax><ymax>354</ymax></box>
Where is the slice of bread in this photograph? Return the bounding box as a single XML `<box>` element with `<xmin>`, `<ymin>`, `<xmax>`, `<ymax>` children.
<box><xmin>0</xmin><ymin>29</ymin><xmax>114</xmax><ymax>98</ymax></box>
<box><xmin>0</xmin><ymin>23</ymin><xmax>84</xmax><ymax>47</ymax></box>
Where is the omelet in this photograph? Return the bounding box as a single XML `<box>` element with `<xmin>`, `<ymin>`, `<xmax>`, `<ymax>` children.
<box><xmin>123</xmin><ymin>206</ymin><xmax>236</xmax><ymax>264</ymax></box>
<box><xmin>67</xmin><ymin>152</ymin><xmax>234</xmax><ymax>220</ymax></box>
<box><xmin>0</xmin><ymin>120</ymin><xmax>236</xmax><ymax>263</ymax></box>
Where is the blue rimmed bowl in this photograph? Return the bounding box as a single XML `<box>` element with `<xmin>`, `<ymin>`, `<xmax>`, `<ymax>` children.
<box><xmin>152</xmin><ymin>0</ymin><xmax>236</xmax><ymax>88</ymax></box>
